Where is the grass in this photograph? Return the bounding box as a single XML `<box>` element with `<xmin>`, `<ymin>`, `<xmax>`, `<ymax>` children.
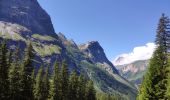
<box><xmin>32</xmin><ymin>42</ymin><xmax>61</xmax><ymax>57</ymax></box>
<box><xmin>0</xmin><ymin>32</ymin><xmax>61</xmax><ymax>57</ymax></box>
<box><xmin>32</xmin><ymin>34</ymin><xmax>56</xmax><ymax>41</ymax></box>
<box><xmin>0</xmin><ymin>32</ymin><xmax>25</xmax><ymax>41</ymax></box>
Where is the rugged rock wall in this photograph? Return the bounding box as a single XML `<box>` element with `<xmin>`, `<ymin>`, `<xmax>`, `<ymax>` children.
<box><xmin>0</xmin><ymin>0</ymin><xmax>55</xmax><ymax>35</ymax></box>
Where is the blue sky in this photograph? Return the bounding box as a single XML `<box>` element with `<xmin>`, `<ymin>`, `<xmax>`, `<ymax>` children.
<box><xmin>37</xmin><ymin>0</ymin><xmax>170</xmax><ymax>61</ymax></box>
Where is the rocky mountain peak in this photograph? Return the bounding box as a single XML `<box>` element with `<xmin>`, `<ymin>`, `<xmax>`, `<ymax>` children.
<box><xmin>58</xmin><ymin>33</ymin><xmax>78</xmax><ymax>48</ymax></box>
<box><xmin>79</xmin><ymin>41</ymin><xmax>103</xmax><ymax>59</ymax></box>
<box><xmin>79</xmin><ymin>41</ymin><xmax>102</xmax><ymax>50</ymax></box>
<box><xmin>78</xmin><ymin>41</ymin><xmax>107</xmax><ymax>62</ymax></box>
<box><xmin>79</xmin><ymin>41</ymin><xmax>119</xmax><ymax>74</ymax></box>
<box><xmin>87</xmin><ymin>41</ymin><xmax>101</xmax><ymax>46</ymax></box>
<box><xmin>0</xmin><ymin>0</ymin><xmax>55</xmax><ymax>35</ymax></box>
<box><xmin>58</xmin><ymin>32</ymin><xmax>67</xmax><ymax>40</ymax></box>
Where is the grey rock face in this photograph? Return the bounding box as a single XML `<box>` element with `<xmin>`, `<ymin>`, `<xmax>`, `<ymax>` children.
<box><xmin>0</xmin><ymin>21</ymin><xmax>30</xmax><ymax>35</ymax></box>
<box><xmin>0</xmin><ymin>0</ymin><xmax>55</xmax><ymax>35</ymax></box>
<box><xmin>79</xmin><ymin>41</ymin><xmax>106</xmax><ymax>62</ymax></box>
<box><xmin>79</xmin><ymin>41</ymin><xmax>119</xmax><ymax>74</ymax></box>
<box><xmin>58</xmin><ymin>32</ymin><xmax>78</xmax><ymax>48</ymax></box>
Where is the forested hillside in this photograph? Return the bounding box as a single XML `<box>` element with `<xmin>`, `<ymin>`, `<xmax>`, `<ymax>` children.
<box><xmin>0</xmin><ymin>41</ymin><xmax>96</xmax><ymax>100</ymax></box>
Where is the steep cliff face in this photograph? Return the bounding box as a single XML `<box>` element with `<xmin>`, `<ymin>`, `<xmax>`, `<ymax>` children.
<box><xmin>79</xmin><ymin>41</ymin><xmax>119</xmax><ymax>74</ymax></box>
<box><xmin>0</xmin><ymin>0</ymin><xmax>55</xmax><ymax>35</ymax></box>
<box><xmin>79</xmin><ymin>41</ymin><xmax>110</xmax><ymax>62</ymax></box>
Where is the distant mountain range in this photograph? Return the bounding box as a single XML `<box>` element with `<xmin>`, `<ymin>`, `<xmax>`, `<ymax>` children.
<box><xmin>115</xmin><ymin>56</ymin><xmax>149</xmax><ymax>86</ymax></box>
<box><xmin>0</xmin><ymin>0</ymin><xmax>137</xmax><ymax>99</ymax></box>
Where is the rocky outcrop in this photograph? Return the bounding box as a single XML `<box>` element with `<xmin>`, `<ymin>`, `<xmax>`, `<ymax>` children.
<box><xmin>79</xmin><ymin>41</ymin><xmax>119</xmax><ymax>74</ymax></box>
<box><xmin>79</xmin><ymin>41</ymin><xmax>107</xmax><ymax>62</ymax></box>
<box><xmin>58</xmin><ymin>33</ymin><xmax>78</xmax><ymax>48</ymax></box>
<box><xmin>0</xmin><ymin>0</ymin><xmax>55</xmax><ymax>35</ymax></box>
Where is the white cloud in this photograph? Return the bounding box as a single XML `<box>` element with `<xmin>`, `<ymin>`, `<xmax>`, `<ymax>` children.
<box><xmin>113</xmin><ymin>43</ymin><xmax>156</xmax><ymax>65</ymax></box>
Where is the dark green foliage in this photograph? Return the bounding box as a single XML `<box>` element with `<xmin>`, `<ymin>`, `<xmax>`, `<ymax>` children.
<box><xmin>49</xmin><ymin>61</ymin><xmax>62</xmax><ymax>100</ymax></box>
<box><xmin>49</xmin><ymin>61</ymin><xmax>96</xmax><ymax>100</ymax></box>
<box><xmin>20</xmin><ymin>42</ymin><xmax>35</xmax><ymax>100</ymax></box>
<box><xmin>85</xmin><ymin>80</ymin><xmax>96</xmax><ymax>100</ymax></box>
<box><xmin>166</xmin><ymin>60</ymin><xmax>170</xmax><ymax>99</ymax></box>
<box><xmin>33</xmin><ymin>65</ymin><xmax>49</xmax><ymax>100</ymax></box>
<box><xmin>31</xmin><ymin>69</ymin><xmax>35</xmax><ymax>88</ymax></box>
<box><xmin>96</xmin><ymin>93</ymin><xmax>117</xmax><ymax>100</ymax></box>
<box><xmin>61</xmin><ymin>61</ymin><xmax>69</xmax><ymax>100</ymax></box>
<box><xmin>0</xmin><ymin>40</ymin><xmax>96</xmax><ymax>100</ymax></box>
<box><xmin>42</xmin><ymin>66</ymin><xmax>50</xmax><ymax>100</ymax></box>
<box><xmin>9</xmin><ymin>46</ymin><xmax>22</xmax><ymax>100</ymax></box>
<box><xmin>7</xmin><ymin>50</ymin><xmax>12</xmax><ymax>68</ymax></box>
<box><xmin>0</xmin><ymin>40</ymin><xmax>10</xmax><ymax>99</ymax></box>
<box><xmin>77</xmin><ymin>75</ymin><xmax>86</xmax><ymax>100</ymax></box>
<box><xmin>68</xmin><ymin>70</ymin><xmax>79</xmax><ymax>100</ymax></box>
<box><xmin>33</xmin><ymin>66</ymin><xmax>44</xmax><ymax>100</ymax></box>
<box><xmin>138</xmin><ymin>14</ymin><xmax>170</xmax><ymax>99</ymax></box>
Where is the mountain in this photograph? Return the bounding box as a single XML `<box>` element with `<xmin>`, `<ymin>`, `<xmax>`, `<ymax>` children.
<box><xmin>0</xmin><ymin>0</ymin><xmax>137</xmax><ymax>99</ymax></box>
<box><xmin>115</xmin><ymin>60</ymin><xmax>149</xmax><ymax>86</ymax></box>
<box><xmin>58</xmin><ymin>33</ymin><xmax>137</xmax><ymax>99</ymax></box>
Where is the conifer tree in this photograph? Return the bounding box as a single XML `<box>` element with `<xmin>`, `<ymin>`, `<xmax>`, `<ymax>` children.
<box><xmin>9</xmin><ymin>46</ymin><xmax>22</xmax><ymax>99</ymax></box>
<box><xmin>61</xmin><ymin>61</ymin><xmax>69</xmax><ymax>100</ymax></box>
<box><xmin>77</xmin><ymin>75</ymin><xmax>86</xmax><ymax>100</ymax></box>
<box><xmin>138</xmin><ymin>14</ymin><xmax>170</xmax><ymax>99</ymax></box>
<box><xmin>7</xmin><ymin>50</ymin><xmax>12</xmax><ymax>68</ymax></box>
<box><xmin>68</xmin><ymin>70</ymin><xmax>78</xmax><ymax>100</ymax></box>
<box><xmin>49</xmin><ymin>61</ymin><xmax>62</xmax><ymax>100</ymax></box>
<box><xmin>42</xmin><ymin>66</ymin><xmax>50</xmax><ymax>100</ymax></box>
<box><xmin>85</xmin><ymin>80</ymin><xmax>96</xmax><ymax>100</ymax></box>
<box><xmin>0</xmin><ymin>40</ymin><xmax>10</xmax><ymax>99</ymax></box>
<box><xmin>31</xmin><ymin>69</ymin><xmax>35</xmax><ymax>88</ymax></box>
<box><xmin>165</xmin><ymin>17</ymin><xmax>170</xmax><ymax>99</ymax></box>
<box><xmin>20</xmin><ymin>42</ymin><xmax>34</xmax><ymax>100</ymax></box>
<box><xmin>34</xmin><ymin>66</ymin><xmax>44</xmax><ymax>100</ymax></box>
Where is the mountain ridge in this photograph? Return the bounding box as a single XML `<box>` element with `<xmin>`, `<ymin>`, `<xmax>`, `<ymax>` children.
<box><xmin>115</xmin><ymin>60</ymin><xmax>149</xmax><ymax>86</ymax></box>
